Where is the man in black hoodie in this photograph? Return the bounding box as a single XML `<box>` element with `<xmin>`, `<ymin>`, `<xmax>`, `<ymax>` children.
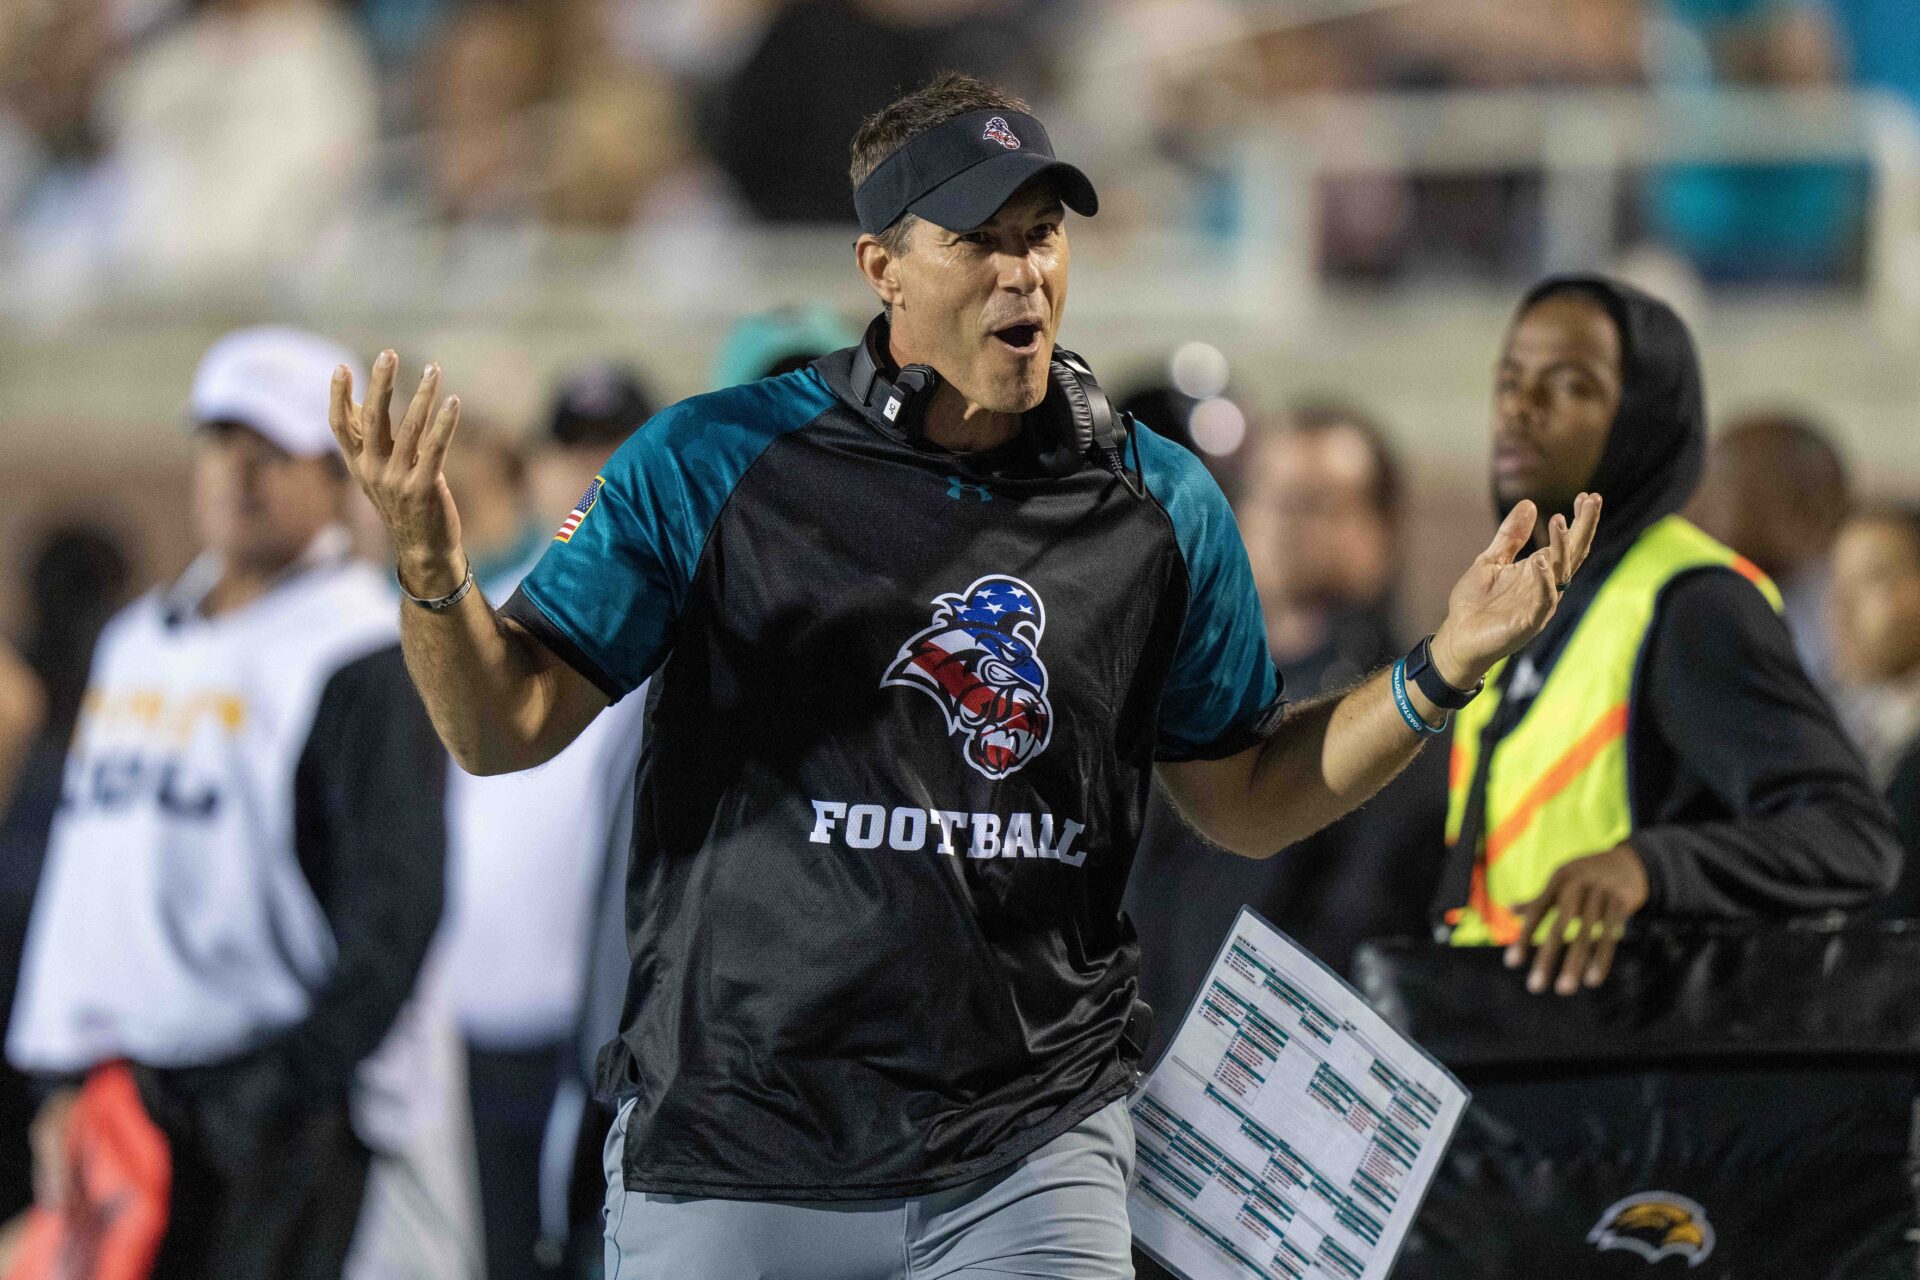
<box><xmin>1436</xmin><ymin>276</ymin><xmax>1899</xmax><ymax>996</ymax></box>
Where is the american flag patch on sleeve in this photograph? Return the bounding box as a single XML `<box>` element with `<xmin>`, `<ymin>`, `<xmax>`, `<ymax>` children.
<box><xmin>555</xmin><ymin>475</ymin><xmax>604</xmax><ymax>543</ymax></box>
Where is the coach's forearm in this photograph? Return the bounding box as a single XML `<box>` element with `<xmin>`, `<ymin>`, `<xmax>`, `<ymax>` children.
<box><xmin>397</xmin><ymin>556</ymin><xmax>573</xmax><ymax>775</ymax></box>
<box><xmin>1188</xmin><ymin>665</ymin><xmax>1439</xmax><ymax>856</ymax></box>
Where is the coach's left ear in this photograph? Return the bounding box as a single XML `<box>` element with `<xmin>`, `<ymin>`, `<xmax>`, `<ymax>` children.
<box><xmin>855</xmin><ymin>232</ymin><xmax>905</xmax><ymax>313</ymax></box>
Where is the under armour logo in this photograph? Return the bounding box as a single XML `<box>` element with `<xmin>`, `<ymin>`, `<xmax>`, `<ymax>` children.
<box><xmin>945</xmin><ymin>475</ymin><xmax>992</xmax><ymax>502</ymax></box>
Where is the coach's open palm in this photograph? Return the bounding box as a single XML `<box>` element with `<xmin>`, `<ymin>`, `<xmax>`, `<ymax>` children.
<box><xmin>328</xmin><ymin>351</ymin><xmax>467</xmax><ymax>597</ymax></box>
<box><xmin>1427</xmin><ymin>493</ymin><xmax>1602</xmax><ymax>689</ymax></box>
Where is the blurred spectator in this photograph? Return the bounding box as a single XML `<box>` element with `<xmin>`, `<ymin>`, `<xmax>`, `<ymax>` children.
<box><xmin>1688</xmin><ymin>410</ymin><xmax>1851</xmax><ymax>687</ymax></box>
<box><xmin>0</xmin><ymin>647</ymin><xmax>47</xmax><ymax>1240</ymax></box>
<box><xmin>418</xmin><ymin>1</ymin><xmax>553</xmax><ymax>224</ymax></box>
<box><xmin>93</xmin><ymin>0</ymin><xmax>377</xmax><ymax>284</ymax></box>
<box><xmin>443</xmin><ymin>421</ymin><xmax>546</xmax><ymax>586</ymax></box>
<box><xmin>0</xmin><ymin>0</ymin><xmax>117</xmax><ymax>218</ymax></box>
<box><xmin>1124</xmin><ymin>400</ymin><xmax>1446</xmax><ymax>1052</ymax></box>
<box><xmin>0</xmin><ymin>651</ymin><xmax>45</xmax><ymax>828</ymax></box>
<box><xmin>1642</xmin><ymin>0</ymin><xmax>1863</xmax><ymax>282</ymax></box>
<box><xmin>1239</xmin><ymin>404</ymin><xmax>1403</xmax><ymax>692</ymax></box>
<box><xmin>599</xmin><ymin>0</ymin><xmax>775</xmax><ymax>81</ymax></box>
<box><xmin>530</xmin><ymin>361</ymin><xmax>657</xmax><ymax>520</ymax></box>
<box><xmin>1115</xmin><ymin>343</ymin><xmax>1251</xmax><ymax>496</ymax></box>
<box><xmin>711</xmin><ymin>304</ymin><xmax>858</xmax><ymax>386</ymax></box>
<box><xmin>1828</xmin><ymin>508</ymin><xmax>1920</xmax><ymax>915</ymax></box>
<box><xmin>1115</xmin><ymin>383</ymin><xmax>1200</xmax><ymax>442</ymax></box>
<box><xmin>16</xmin><ymin>526</ymin><xmax>136</xmax><ymax>739</ymax></box>
<box><xmin>438</xmin><ymin>416</ymin><xmax>647</xmax><ymax>1280</ymax></box>
<box><xmin>0</xmin><ymin>0</ymin><xmax>134</xmax><ymax>306</ymax></box>
<box><xmin>710</xmin><ymin>1</ymin><xmax>1050</xmax><ymax>222</ymax></box>
<box><xmin>0</xmin><ymin>526</ymin><xmax>133</xmax><ymax>1232</ymax></box>
<box><xmin>543</xmin><ymin>59</ymin><xmax>745</xmax><ymax>292</ymax></box>
<box><xmin>1365</xmin><ymin>0</ymin><xmax>1646</xmax><ymax>89</ymax></box>
<box><xmin>544</xmin><ymin>65</ymin><xmax>712</xmax><ymax>228</ymax></box>
<box><xmin>1442</xmin><ymin>276</ymin><xmax>1896</xmax><ymax>997</ymax></box>
<box><xmin>6</xmin><ymin>328</ymin><xmax>478</xmax><ymax>1278</ymax></box>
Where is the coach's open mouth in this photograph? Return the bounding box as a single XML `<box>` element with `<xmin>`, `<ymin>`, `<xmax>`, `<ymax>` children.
<box><xmin>991</xmin><ymin>323</ymin><xmax>1041</xmax><ymax>354</ymax></box>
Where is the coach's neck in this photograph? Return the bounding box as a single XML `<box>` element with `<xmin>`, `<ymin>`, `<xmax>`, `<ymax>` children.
<box><xmin>918</xmin><ymin>382</ymin><xmax>1022</xmax><ymax>454</ymax></box>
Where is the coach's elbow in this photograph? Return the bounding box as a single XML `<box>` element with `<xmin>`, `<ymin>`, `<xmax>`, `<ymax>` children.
<box><xmin>457</xmin><ymin>749</ymin><xmax>554</xmax><ymax>777</ymax></box>
<box><xmin>451</xmin><ymin>750</ymin><xmax>513</xmax><ymax>778</ymax></box>
<box><xmin>1172</xmin><ymin>804</ymin><xmax>1287</xmax><ymax>861</ymax></box>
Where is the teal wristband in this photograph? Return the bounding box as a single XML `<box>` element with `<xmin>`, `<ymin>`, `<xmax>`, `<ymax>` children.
<box><xmin>1391</xmin><ymin>658</ymin><xmax>1447</xmax><ymax>737</ymax></box>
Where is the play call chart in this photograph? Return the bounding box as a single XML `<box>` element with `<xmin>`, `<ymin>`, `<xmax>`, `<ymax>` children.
<box><xmin>1128</xmin><ymin>907</ymin><xmax>1467</xmax><ymax>1280</ymax></box>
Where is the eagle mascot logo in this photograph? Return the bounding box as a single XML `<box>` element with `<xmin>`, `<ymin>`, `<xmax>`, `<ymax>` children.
<box><xmin>1587</xmin><ymin>1192</ymin><xmax>1715</xmax><ymax>1266</ymax></box>
<box><xmin>883</xmin><ymin>575</ymin><xmax>1052</xmax><ymax>780</ymax></box>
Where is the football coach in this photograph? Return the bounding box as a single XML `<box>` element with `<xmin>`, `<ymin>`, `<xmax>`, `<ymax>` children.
<box><xmin>331</xmin><ymin>73</ymin><xmax>1600</xmax><ymax>1280</ymax></box>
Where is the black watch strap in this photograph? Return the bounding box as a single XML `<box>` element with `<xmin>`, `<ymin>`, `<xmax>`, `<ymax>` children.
<box><xmin>1406</xmin><ymin>634</ymin><xmax>1482</xmax><ymax>710</ymax></box>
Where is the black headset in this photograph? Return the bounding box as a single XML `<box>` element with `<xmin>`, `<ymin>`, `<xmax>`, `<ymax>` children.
<box><xmin>848</xmin><ymin>314</ymin><xmax>1140</xmax><ymax>491</ymax></box>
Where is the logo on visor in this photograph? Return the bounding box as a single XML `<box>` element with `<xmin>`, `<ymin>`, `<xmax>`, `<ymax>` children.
<box><xmin>883</xmin><ymin>575</ymin><xmax>1051</xmax><ymax>779</ymax></box>
<box><xmin>982</xmin><ymin>117</ymin><xmax>1022</xmax><ymax>150</ymax></box>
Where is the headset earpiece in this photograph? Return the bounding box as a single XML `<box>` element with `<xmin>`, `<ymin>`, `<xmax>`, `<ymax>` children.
<box><xmin>882</xmin><ymin>364</ymin><xmax>940</xmax><ymax>435</ymax></box>
<box><xmin>854</xmin><ymin>314</ymin><xmax>943</xmax><ymax>444</ymax></box>
<box><xmin>1036</xmin><ymin>364</ymin><xmax>1091</xmax><ymax>476</ymax></box>
<box><xmin>1041</xmin><ymin>347</ymin><xmax>1128</xmax><ymax>479</ymax></box>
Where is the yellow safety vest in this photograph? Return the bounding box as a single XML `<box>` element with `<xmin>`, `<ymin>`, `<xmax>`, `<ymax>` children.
<box><xmin>1443</xmin><ymin>515</ymin><xmax>1783</xmax><ymax>945</ymax></box>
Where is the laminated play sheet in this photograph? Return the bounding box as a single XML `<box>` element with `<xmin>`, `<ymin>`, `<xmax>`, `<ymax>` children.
<box><xmin>1129</xmin><ymin>907</ymin><xmax>1468</xmax><ymax>1280</ymax></box>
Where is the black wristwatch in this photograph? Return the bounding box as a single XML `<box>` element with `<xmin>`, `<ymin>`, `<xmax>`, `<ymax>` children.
<box><xmin>1405</xmin><ymin>634</ymin><xmax>1482</xmax><ymax>710</ymax></box>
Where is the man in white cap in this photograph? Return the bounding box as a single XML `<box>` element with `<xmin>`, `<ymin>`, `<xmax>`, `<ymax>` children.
<box><xmin>8</xmin><ymin>327</ymin><xmax>479</xmax><ymax>1279</ymax></box>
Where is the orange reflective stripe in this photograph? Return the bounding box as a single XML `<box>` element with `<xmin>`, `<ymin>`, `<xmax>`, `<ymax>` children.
<box><xmin>1470</xmin><ymin>864</ymin><xmax>1524</xmax><ymax>946</ymax></box>
<box><xmin>1445</xmin><ymin>864</ymin><xmax>1524</xmax><ymax>944</ymax></box>
<box><xmin>1482</xmin><ymin>702</ymin><xmax>1629</xmax><ymax>867</ymax></box>
<box><xmin>1729</xmin><ymin>554</ymin><xmax>1765</xmax><ymax>586</ymax></box>
<box><xmin>1448</xmin><ymin>740</ymin><xmax>1468</xmax><ymax>791</ymax></box>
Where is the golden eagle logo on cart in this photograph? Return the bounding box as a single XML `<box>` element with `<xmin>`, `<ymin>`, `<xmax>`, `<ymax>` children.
<box><xmin>1587</xmin><ymin>1193</ymin><xmax>1716</xmax><ymax>1266</ymax></box>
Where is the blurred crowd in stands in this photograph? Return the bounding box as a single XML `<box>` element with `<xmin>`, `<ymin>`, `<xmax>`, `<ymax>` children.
<box><xmin>1</xmin><ymin>0</ymin><xmax>1918</xmax><ymax>299</ymax></box>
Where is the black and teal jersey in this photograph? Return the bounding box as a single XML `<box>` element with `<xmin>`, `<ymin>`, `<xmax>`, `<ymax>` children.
<box><xmin>501</xmin><ymin>345</ymin><xmax>1283</xmax><ymax>1200</ymax></box>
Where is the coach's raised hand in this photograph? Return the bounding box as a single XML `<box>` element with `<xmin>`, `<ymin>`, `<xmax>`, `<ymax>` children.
<box><xmin>1428</xmin><ymin>492</ymin><xmax>1603</xmax><ymax>690</ymax></box>
<box><xmin>329</xmin><ymin>350</ymin><xmax>466</xmax><ymax>597</ymax></box>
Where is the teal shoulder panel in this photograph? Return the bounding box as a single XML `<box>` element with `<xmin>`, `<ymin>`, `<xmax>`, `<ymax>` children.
<box><xmin>513</xmin><ymin>368</ymin><xmax>836</xmax><ymax>696</ymax></box>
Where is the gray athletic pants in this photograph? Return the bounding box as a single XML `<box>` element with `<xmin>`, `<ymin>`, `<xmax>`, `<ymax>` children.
<box><xmin>601</xmin><ymin>1097</ymin><xmax>1138</xmax><ymax>1279</ymax></box>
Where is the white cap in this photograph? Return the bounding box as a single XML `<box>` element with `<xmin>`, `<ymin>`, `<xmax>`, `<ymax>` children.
<box><xmin>189</xmin><ymin>326</ymin><xmax>365</xmax><ymax>458</ymax></box>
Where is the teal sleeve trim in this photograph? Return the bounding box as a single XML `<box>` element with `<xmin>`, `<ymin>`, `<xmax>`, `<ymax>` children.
<box><xmin>1134</xmin><ymin>423</ymin><xmax>1286</xmax><ymax>761</ymax></box>
<box><xmin>510</xmin><ymin>369</ymin><xmax>836</xmax><ymax>699</ymax></box>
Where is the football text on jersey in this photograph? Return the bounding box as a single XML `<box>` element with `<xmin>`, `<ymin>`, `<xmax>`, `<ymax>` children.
<box><xmin>808</xmin><ymin>800</ymin><xmax>1088</xmax><ymax>867</ymax></box>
